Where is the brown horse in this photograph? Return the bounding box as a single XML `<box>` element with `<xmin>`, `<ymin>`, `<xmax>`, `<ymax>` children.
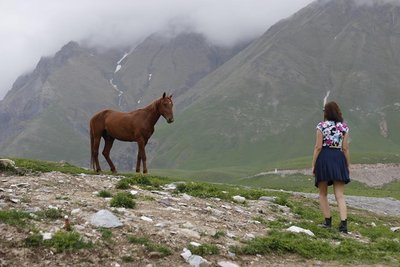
<box><xmin>89</xmin><ymin>92</ymin><xmax>174</xmax><ymax>174</ymax></box>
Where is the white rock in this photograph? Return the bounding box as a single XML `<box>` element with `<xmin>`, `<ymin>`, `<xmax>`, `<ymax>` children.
<box><xmin>286</xmin><ymin>226</ymin><xmax>314</xmax><ymax>236</ymax></box>
<box><xmin>0</xmin><ymin>159</ymin><xmax>16</xmax><ymax>168</ymax></box>
<box><xmin>227</xmin><ymin>232</ymin><xmax>236</xmax><ymax>238</ymax></box>
<box><xmin>179</xmin><ymin>229</ymin><xmax>201</xmax><ymax>239</ymax></box>
<box><xmin>11</xmin><ymin>183</ymin><xmax>30</xmax><ymax>188</ymax></box>
<box><xmin>165</xmin><ymin>207</ymin><xmax>180</xmax><ymax>211</ymax></box>
<box><xmin>71</xmin><ymin>209</ymin><xmax>81</xmax><ymax>215</ymax></box>
<box><xmin>371</xmin><ymin>222</ymin><xmax>377</xmax><ymax>227</ymax></box>
<box><xmin>140</xmin><ymin>216</ymin><xmax>153</xmax><ymax>222</ymax></box>
<box><xmin>163</xmin><ymin>183</ymin><xmax>177</xmax><ymax>190</ymax></box>
<box><xmin>181</xmin><ymin>248</ymin><xmax>210</xmax><ymax>267</ymax></box>
<box><xmin>155</xmin><ymin>222</ymin><xmax>166</xmax><ymax>228</ymax></box>
<box><xmin>232</xmin><ymin>196</ymin><xmax>246</xmax><ymax>203</ymax></box>
<box><xmin>90</xmin><ymin>209</ymin><xmax>123</xmax><ymax>228</ymax></box>
<box><xmin>218</xmin><ymin>261</ymin><xmax>240</xmax><ymax>267</ymax></box>
<box><xmin>244</xmin><ymin>233</ymin><xmax>255</xmax><ymax>240</ymax></box>
<box><xmin>190</xmin><ymin>241</ymin><xmax>201</xmax><ymax>247</ymax></box>
<box><xmin>181</xmin><ymin>248</ymin><xmax>192</xmax><ymax>261</ymax></box>
<box><xmin>182</xmin><ymin>222</ymin><xmax>194</xmax><ymax>229</ymax></box>
<box><xmin>42</xmin><ymin>232</ymin><xmax>53</xmax><ymax>240</ymax></box>
<box><xmin>182</xmin><ymin>193</ymin><xmax>192</xmax><ymax>200</ymax></box>
<box><xmin>391</xmin><ymin>227</ymin><xmax>400</xmax><ymax>232</ymax></box>
<box><xmin>130</xmin><ymin>190</ymin><xmax>138</xmax><ymax>196</ymax></box>
<box><xmin>259</xmin><ymin>196</ymin><xmax>276</xmax><ymax>202</ymax></box>
<box><xmin>205</xmin><ymin>206</ymin><xmax>224</xmax><ymax>217</ymax></box>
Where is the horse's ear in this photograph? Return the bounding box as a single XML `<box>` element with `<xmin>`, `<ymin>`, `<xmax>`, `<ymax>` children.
<box><xmin>169</xmin><ymin>94</ymin><xmax>173</xmax><ymax>98</ymax></box>
<box><xmin>162</xmin><ymin>92</ymin><xmax>166</xmax><ymax>98</ymax></box>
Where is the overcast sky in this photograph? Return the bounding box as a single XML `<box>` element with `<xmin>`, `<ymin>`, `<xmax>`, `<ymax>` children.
<box><xmin>0</xmin><ymin>0</ymin><xmax>314</xmax><ymax>99</ymax></box>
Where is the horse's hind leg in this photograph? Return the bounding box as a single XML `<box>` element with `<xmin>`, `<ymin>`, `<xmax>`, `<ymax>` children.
<box><xmin>92</xmin><ymin>135</ymin><xmax>102</xmax><ymax>173</ymax></box>
<box><xmin>102</xmin><ymin>135</ymin><xmax>116</xmax><ymax>173</ymax></box>
<box><xmin>135</xmin><ymin>144</ymin><xmax>141</xmax><ymax>173</ymax></box>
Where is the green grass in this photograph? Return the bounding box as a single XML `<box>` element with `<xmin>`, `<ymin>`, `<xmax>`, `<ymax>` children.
<box><xmin>236</xmin><ymin>172</ymin><xmax>400</xmax><ymax>200</ymax></box>
<box><xmin>116</xmin><ymin>174</ymin><xmax>177</xmax><ymax>190</ymax></box>
<box><xmin>98</xmin><ymin>190</ymin><xmax>113</xmax><ymax>198</ymax></box>
<box><xmin>231</xmin><ymin>194</ymin><xmax>400</xmax><ymax>264</ymax></box>
<box><xmin>98</xmin><ymin>227</ymin><xmax>113</xmax><ymax>241</ymax></box>
<box><xmin>35</xmin><ymin>208</ymin><xmax>63</xmax><ymax>220</ymax></box>
<box><xmin>10</xmin><ymin>158</ymin><xmax>93</xmax><ymax>175</ymax></box>
<box><xmin>127</xmin><ymin>236</ymin><xmax>172</xmax><ymax>256</ymax></box>
<box><xmin>25</xmin><ymin>231</ymin><xmax>93</xmax><ymax>252</ymax></box>
<box><xmin>174</xmin><ymin>181</ymin><xmax>289</xmax><ymax>201</ymax></box>
<box><xmin>110</xmin><ymin>192</ymin><xmax>136</xmax><ymax>208</ymax></box>
<box><xmin>188</xmin><ymin>243</ymin><xmax>220</xmax><ymax>256</ymax></box>
<box><xmin>0</xmin><ymin>210</ymin><xmax>31</xmax><ymax>228</ymax></box>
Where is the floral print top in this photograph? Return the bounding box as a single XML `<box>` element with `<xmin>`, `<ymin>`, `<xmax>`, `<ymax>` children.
<box><xmin>316</xmin><ymin>120</ymin><xmax>349</xmax><ymax>148</ymax></box>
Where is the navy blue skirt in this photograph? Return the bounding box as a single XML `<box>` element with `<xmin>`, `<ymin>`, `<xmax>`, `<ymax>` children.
<box><xmin>314</xmin><ymin>147</ymin><xmax>350</xmax><ymax>187</ymax></box>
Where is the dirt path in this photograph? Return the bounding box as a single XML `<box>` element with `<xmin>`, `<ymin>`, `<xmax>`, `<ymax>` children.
<box><xmin>253</xmin><ymin>163</ymin><xmax>400</xmax><ymax>187</ymax></box>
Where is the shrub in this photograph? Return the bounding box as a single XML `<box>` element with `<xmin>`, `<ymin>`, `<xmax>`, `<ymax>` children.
<box><xmin>110</xmin><ymin>192</ymin><xmax>136</xmax><ymax>208</ymax></box>
<box><xmin>36</xmin><ymin>208</ymin><xmax>63</xmax><ymax>220</ymax></box>
<box><xmin>128</xmin><ymin>235</ymin><xmax>172</xmax><ymax>256</ymax></box>
<box><xmin>0</xmin><ymin>210</ymin><xmax>30</xmax><ymax>228</ymax></box>
<box><xmin>48</xmin><ymin>231</ymin><xmax>93</xmax><ymax>252</ymax></box>
<box><xmin>188</xmin><ymin>243</ymin><xmax>220</xmax><ymax>256</ymax></box>
<box><xmin>98</xmin><ymin>190</ymin><xmax>113</xmax><ymax>198</ymax></box>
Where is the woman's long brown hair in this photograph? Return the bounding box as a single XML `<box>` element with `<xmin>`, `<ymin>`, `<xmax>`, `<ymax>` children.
<box><xmin>324</xmin><ymin>101</ymin><xmax>343</xmax><ymax>122</ymax></box>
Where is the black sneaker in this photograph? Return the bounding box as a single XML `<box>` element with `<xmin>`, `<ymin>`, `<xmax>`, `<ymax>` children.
<box><xmin>318</xmin><ymin>217</ymin><xmax>332</xmax><ymax>228</ymax></box>
<box><xmin>339</xmin><ymin>219</ymin><xmax>348</xmax><ymax>233</ymax></box>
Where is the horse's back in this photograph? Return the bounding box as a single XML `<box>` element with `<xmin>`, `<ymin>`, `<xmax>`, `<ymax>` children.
<box><xmin>90</xmin><ymin>109</ymin><xmax>116</xmax><ymax>130</ymax></box>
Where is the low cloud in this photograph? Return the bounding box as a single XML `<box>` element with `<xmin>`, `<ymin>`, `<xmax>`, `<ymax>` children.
<box><xmin>0</xmin><ymin>0</ymin><xmax>313</xmax><ymax>99</ymax></box>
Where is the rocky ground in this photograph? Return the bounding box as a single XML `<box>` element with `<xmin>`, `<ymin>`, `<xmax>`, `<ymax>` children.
<box><xmin>0</xmin><ymin>169</ymin><xmax>399</xmax><ymax>267</ymax></box>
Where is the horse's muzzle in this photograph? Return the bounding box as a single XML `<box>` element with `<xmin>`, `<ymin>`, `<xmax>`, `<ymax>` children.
<box><xmin>167</xmin><ymin>118</ymin><xmax>174</xmax><ymax>123</ymax></box>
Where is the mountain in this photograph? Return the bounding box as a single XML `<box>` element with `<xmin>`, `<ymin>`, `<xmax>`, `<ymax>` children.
<box><xmin>0</xmin><ymin>42</ymin><xmax>122</xmax><ymax>165</ymax></box>
<box><xmin>1</xmin><ymin>0</ymin><xmax>400</xmax><ymax>177</ymax></box>
<box><xmin>151</xmin><ymin>0</ymin><xmax>400</xmax><ymax>174</ymax></box>
<box><xmin>0</xmin><ymin>33</ymin><xmax>248</xmax><ymax>170</ymax></box>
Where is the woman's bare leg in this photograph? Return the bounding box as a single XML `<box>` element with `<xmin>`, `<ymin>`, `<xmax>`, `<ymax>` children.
<box><xmin>333</xmin><ymin>181</ymin><xmax>347</xmax><ymax>220</ymax></box>
<box><xmin>318</xmin><ymin>181</ymin><xmax>331</xmax><ymax>218</ymax></box>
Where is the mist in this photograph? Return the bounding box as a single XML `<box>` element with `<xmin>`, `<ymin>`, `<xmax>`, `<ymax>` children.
<box><xmin>0</xmin><ymin>0</ymin><xmax>314</xmax><ymax>99</ymax></box>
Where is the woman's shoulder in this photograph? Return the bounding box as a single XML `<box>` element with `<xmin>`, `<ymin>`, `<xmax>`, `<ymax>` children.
<box><xmin>316</xmin><ymin>121</ymin><xmax>329</xmax><ymax>130</ymax></box>
<box><xmin>336</xmin><ymin>121</ymin><xmax>349</xmax><ymax>132</ymax></box>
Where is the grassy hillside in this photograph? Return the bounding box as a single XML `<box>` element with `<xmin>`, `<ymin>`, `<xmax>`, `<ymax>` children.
<box><xmin>150</xmin><ymin>0</ymin><xmax>400</xmax><ymax>173</ymax></box>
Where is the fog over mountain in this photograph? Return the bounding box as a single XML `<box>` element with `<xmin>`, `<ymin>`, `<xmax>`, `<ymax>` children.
<box><xmin>0</xmin><ymin>0</ymin><xmax>314</xmax><ymax>99</ymax></box>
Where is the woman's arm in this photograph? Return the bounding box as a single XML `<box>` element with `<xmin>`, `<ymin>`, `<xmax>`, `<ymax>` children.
<box><xmin>342</xmin><ymin>133</ymin><xmax>350</xmax><ymax>173</ymax></box>
<box><xmin>312</xmin><ymin>130</ymin><xmax>323</xmax><ymax>175</ymax></box>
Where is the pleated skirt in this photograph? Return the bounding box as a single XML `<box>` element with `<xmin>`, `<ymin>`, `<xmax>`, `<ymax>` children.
<box><xmin>314</xmin><ymin>147</ymin><xmax>350</xmax><ymax>187</ymax></box>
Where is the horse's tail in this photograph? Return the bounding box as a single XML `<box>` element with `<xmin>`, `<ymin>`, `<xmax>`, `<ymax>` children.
<box><xmin>89</xmin><ymin>120</ymin><xmax>95</xmax><ymax>171</ymax></box>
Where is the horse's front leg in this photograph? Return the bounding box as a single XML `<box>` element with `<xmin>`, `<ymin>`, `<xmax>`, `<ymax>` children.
<box><xmin>136</xmin><ymin>140</ymin><xmax>147</xmax><ymax>174</ymax></box>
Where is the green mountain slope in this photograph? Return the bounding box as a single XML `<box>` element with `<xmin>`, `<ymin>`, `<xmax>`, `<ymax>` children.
<box><xmin>152</xmin><ymin>0</ymin><xmax>400</xmax><ymax>173</ymax></box>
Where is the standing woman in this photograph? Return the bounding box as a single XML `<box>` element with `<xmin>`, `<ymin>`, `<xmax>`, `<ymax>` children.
<box><xmin>312</xmin><ymin>101</ymin><xmax>350</xmax><ymax>233</ymax></box>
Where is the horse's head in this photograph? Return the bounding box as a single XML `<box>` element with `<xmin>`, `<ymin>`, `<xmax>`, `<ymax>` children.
<box><xmin>159</xmin><ymin>92</ymin><xmax>174</xmax><ymax>123</ymax></box>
